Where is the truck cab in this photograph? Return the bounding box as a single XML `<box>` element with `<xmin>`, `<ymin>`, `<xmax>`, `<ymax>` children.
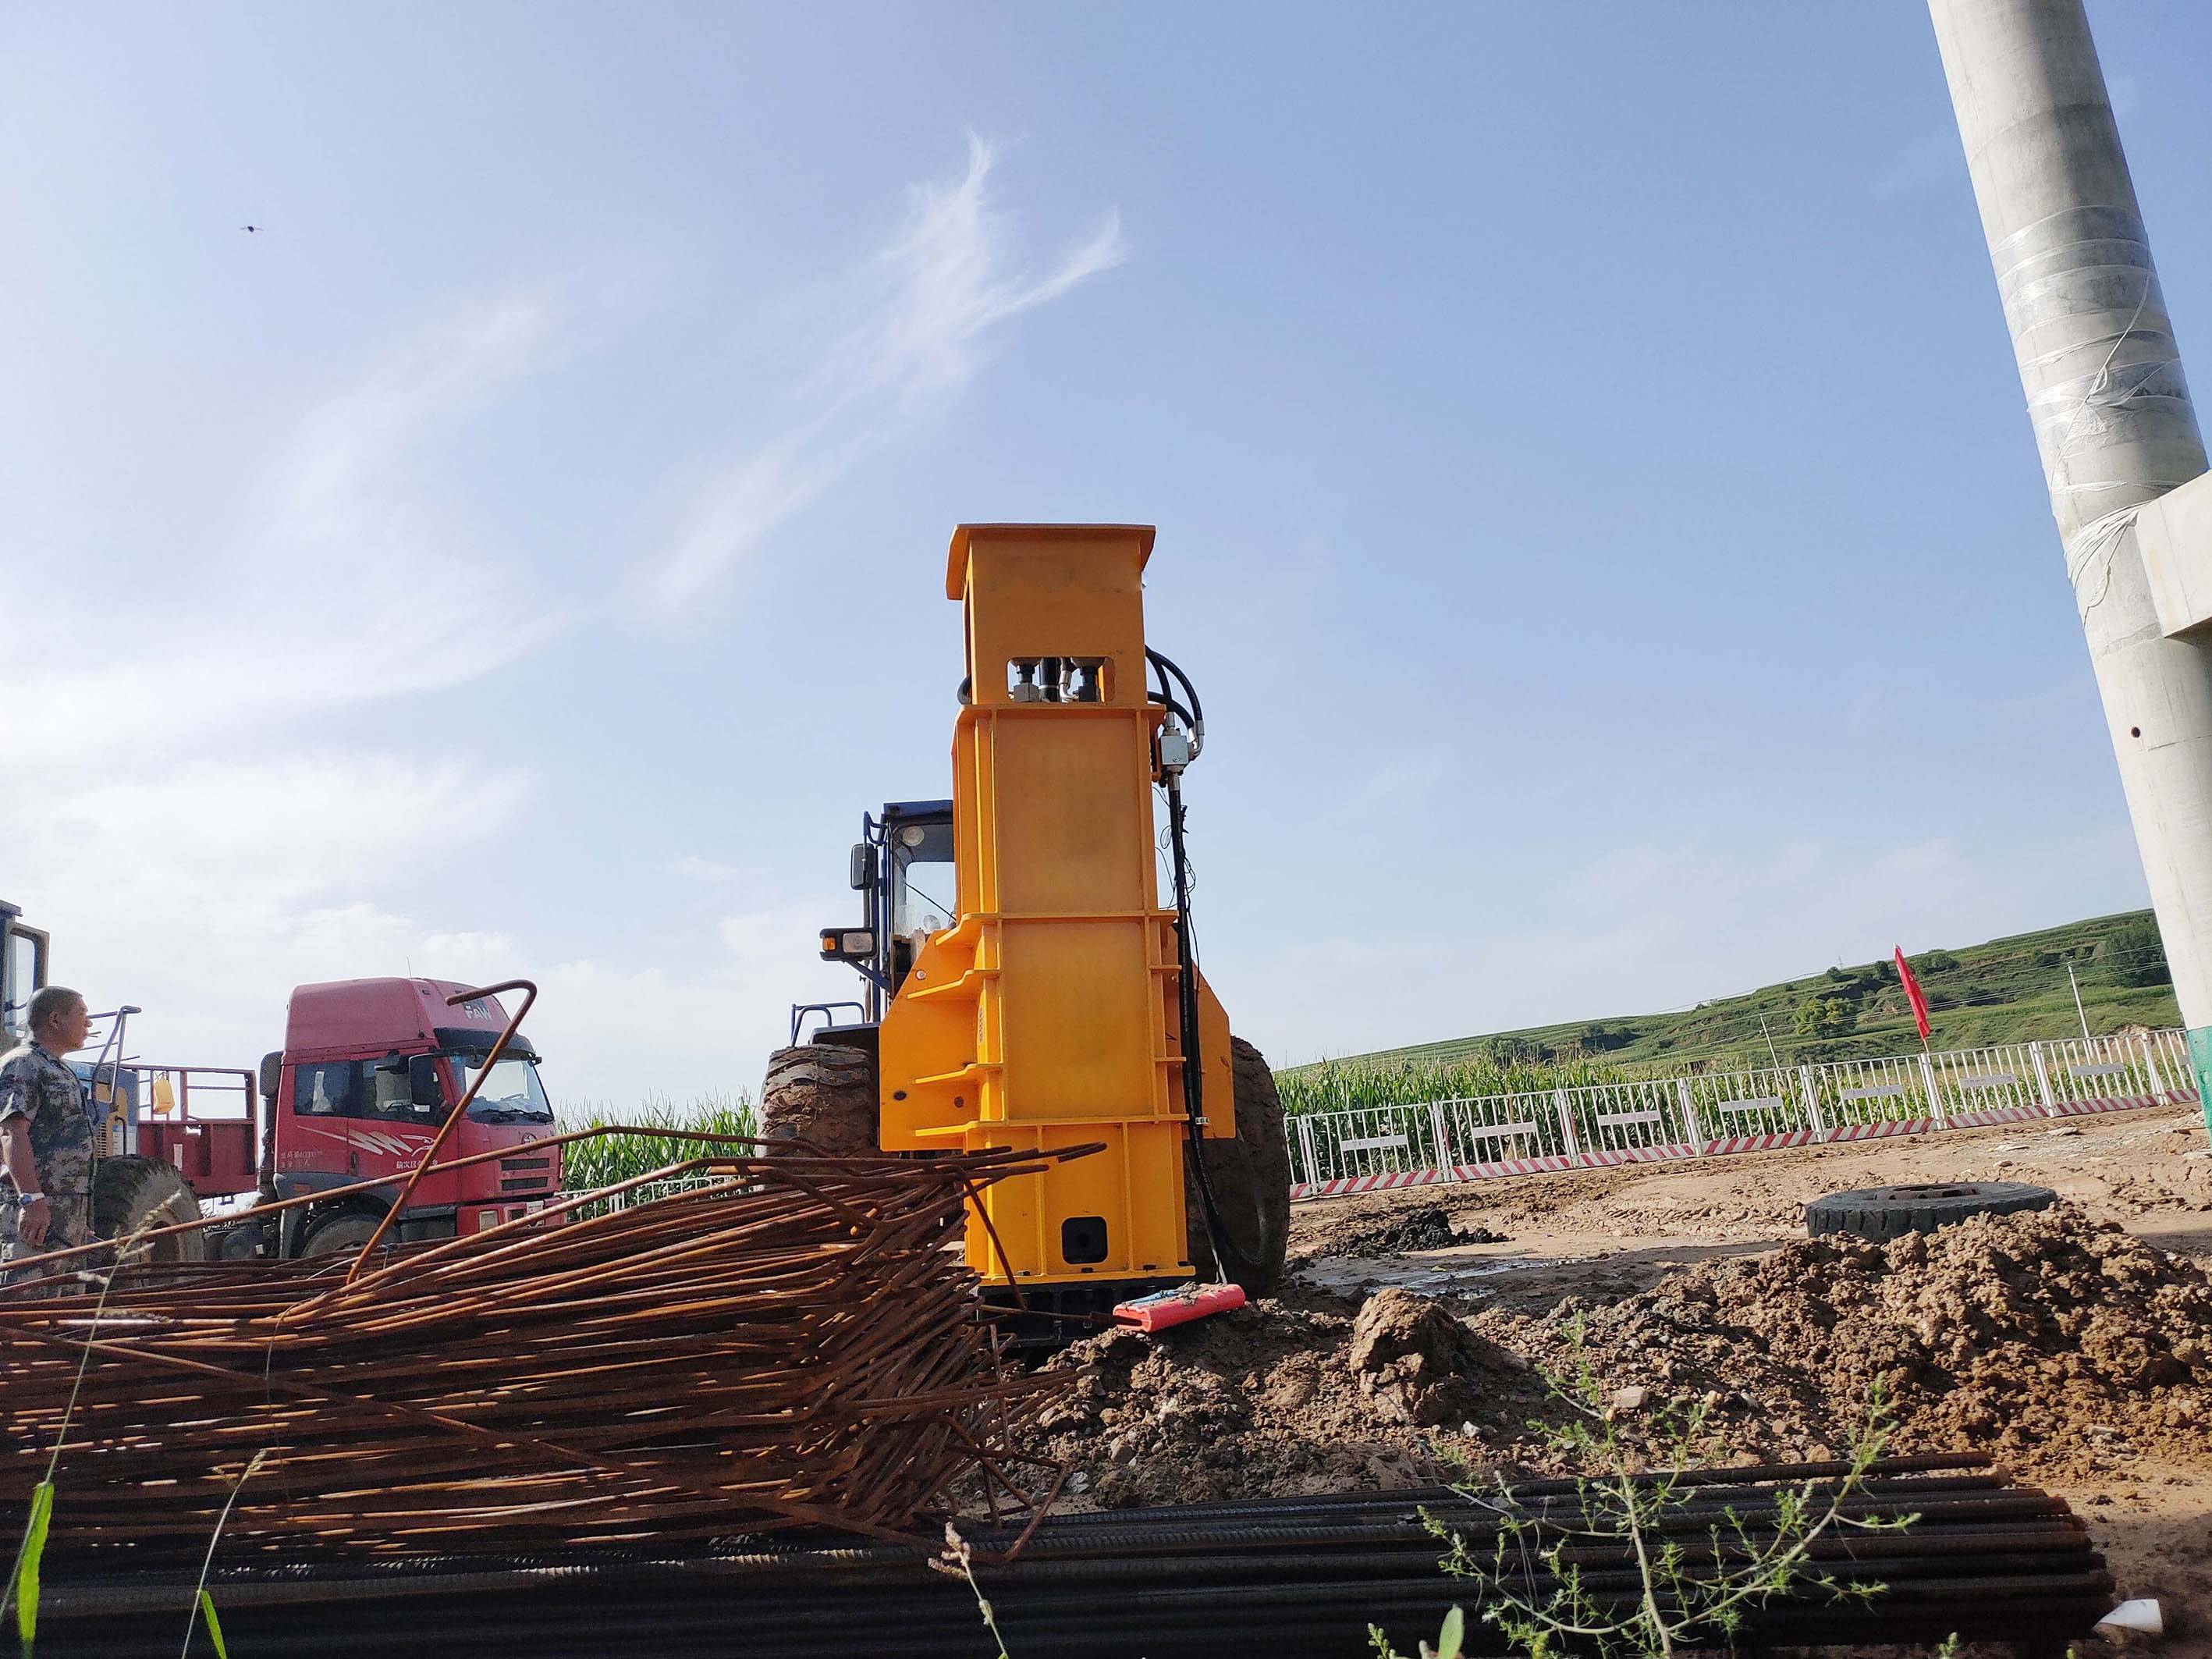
<box><xmin>0</xmin><ymin>913</ymin><xmax>561</xmax><ymax>1259</ymax></box>
<box><xmin>255</xmin><ymin>978</ymin><xmax>559</xmax><ymax>1256</ymax></box>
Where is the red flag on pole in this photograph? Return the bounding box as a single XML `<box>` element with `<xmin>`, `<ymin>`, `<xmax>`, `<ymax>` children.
<box><xmin>1894</xmin><ymin>947</ymin><xmax>1931</xmax><ymax>1043</ymax></box>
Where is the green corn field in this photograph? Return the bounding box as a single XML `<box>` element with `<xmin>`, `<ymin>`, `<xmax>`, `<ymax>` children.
<box><xmin>555</xmin><ymin>1092</ymin><xmax>761</xmax><ymax>1191</ymax></box>
<box><xmin>553</xmin><ymin>1057</ymin><xmax>1624</xmax><ymax>1182</ymax></box>
<box><xmin>1274</xmin><ymin>1052</ymin><xmax>1627</xmax><ymax>1117</ymax></box>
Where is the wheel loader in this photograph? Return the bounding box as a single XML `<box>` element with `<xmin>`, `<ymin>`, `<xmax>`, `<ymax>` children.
<box><xmin>762</xmin><ymin>524</ymin><xmax>1292</xmax><ymax>1335</ymax></box>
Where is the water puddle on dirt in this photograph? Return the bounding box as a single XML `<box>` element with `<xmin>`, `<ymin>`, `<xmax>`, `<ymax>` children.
<box><xmin>1295</xmin><ymin>1250</ymin><xmax>1572</xmax><ymax>1300</ymax></box>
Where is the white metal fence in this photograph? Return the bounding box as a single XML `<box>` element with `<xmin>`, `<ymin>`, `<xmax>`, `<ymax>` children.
<box><xmin>556</xmin><ymin>1171</ymin><xmax>735</xmax><ymax>1220</ymax></box>
<box><xmin>1289</xmin><ymin>1028</ymin><xmax>2196</xmax><ymax>1199</ymax></box>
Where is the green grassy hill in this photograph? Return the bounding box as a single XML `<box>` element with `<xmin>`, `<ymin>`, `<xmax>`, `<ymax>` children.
<box><xmin>1306</xmin><ymin>910</ymin><xmax>2178</xmax><ymax>1082</ymax></box>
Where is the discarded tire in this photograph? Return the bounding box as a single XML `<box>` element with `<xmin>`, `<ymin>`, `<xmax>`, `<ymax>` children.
<box><xmin>759</xmin><ymin>1043</ymin><xmax>879</xmax><ymax>1157</ymax></box>
<box><xmin>1185</xmin><ymin>1036</ymin><xmax>1293</xmax><ymax>1296</ymax></box>
<box><xmin>1805</xmin><ymin>1181</ymin><xmax>2057</xmax><ymax>1242</ymax></box>
<box><xmin>91</xmin><ymin>1156</ymin><xmax>206</xmax><ymax>1263</ymax></box>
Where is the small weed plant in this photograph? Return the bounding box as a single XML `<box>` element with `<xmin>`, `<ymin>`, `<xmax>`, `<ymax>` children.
<box><xmin>1375</xmin><ymin>1320</ymin><xmax>1920</xmax><ymax>1659</ymax></box>
<box><xmin>934</xmin><ymin>1523</ymin><xmax>1010</xmax><ymax>1659</ymax></box>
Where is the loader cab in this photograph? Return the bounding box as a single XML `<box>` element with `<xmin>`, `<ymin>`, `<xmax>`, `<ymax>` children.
<box><xmin>809</xmin><ymin>800</ymin><xmax>955</xmax><ymax>1032</ymax></box>
<box><xmin>0</xmin><ymin>901</ymin><xmax>50</xmax><ymax>1042</ymax></box>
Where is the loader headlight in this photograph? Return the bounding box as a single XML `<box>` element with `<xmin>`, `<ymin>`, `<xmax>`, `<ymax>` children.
<box><xmin>819</xmin><ymin>929</ymin><xmax>875</xmax><ymax>961</ymax></box>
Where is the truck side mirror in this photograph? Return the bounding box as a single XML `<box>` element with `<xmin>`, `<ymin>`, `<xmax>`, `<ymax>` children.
<box><xmin>407</xmin><ymin>1054</ymin><xmax>446</xmax><ymax>1110</ymax></box>
<box><xmin>258</xmin><ymin>1052</ymin><xmax>283</xmax><ymax>1102</ymax></box>
<box><xmin>848</xmin><ymin>843</ymin><xmax>875</xmax><ymax>890</ymax></box>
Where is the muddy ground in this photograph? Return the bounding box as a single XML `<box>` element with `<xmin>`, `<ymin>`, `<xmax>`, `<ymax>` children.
<box><xmin>1037</xmin><ymin>1100</ymin><xmax>2212</xmax><ymax>1654</ymax></box>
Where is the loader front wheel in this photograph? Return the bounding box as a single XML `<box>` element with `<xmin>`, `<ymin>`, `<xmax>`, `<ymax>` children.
<box><xmin>92</xmin><ymin>1156</ymin><xmax>206</xmax><ymax>1263</ymax></box>
<box><xmin>1185</xmin><ymin>1036</ymin><xmax>1293</xmax><ymax>1297</ymax></box>
<box><xmin>759</xmin><ymin>1044</ymin><xmax>879</xmax><ymax>1157</ymax></box>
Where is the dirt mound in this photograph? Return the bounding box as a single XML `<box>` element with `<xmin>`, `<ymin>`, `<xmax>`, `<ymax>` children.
<box><xmin>1036</xmin><ymin>1296</ymin><xmax>1546</xmax><ymax>1508</ymax></box>
<box><xmin>1475</xmin><ymin>1204</ymin><xmax>2212</xmax><ymax>1480</ymax></box>
<box><xmin>1038</xmin><ymin>1207</ymin><xmax>2212</xmax><ymax>1513</ymax></box>
<box><xmin>1349</xmin><ymin>1285</ymin><xmax>1531</xmax><ymax>1425</ymax></box>
<box><xmin>1302</xmin><ymin>1204</ymin><xmax>1510</xmax><ymax>1258</ymax></box>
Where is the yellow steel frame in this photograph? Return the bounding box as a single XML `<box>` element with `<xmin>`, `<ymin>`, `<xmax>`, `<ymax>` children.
<box><xmin>879</xmin><ymin>524</ymin><xmax>1233</xmax><ymax>1287</ymax></box>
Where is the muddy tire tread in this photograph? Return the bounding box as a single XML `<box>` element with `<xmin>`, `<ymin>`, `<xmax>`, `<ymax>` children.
<box><xmin>1186</xmin><ymin>1036</ymin><xmax>1294</xmax><ymax>1296</ymax></box>
<box><xmin>91</xmin><ymin>1156</ymin><xmax>208</xmax><ymax>1263</ymax></box>
<box><xmin>759</xmin><ymin>1043</ymin><xmax>879</xmax><ymax>1157</ymax></box>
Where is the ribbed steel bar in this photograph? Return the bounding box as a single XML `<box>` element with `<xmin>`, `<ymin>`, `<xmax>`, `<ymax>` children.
<box><xmin>0</xmin><ymin>1139</ymin><xmax>1088</xmax><ymax>1558</ymax></box>
<box><xmin>30</xmin><ymin>1466</ymin><xmax>2111</xmax><ymax>1659</ymax></box>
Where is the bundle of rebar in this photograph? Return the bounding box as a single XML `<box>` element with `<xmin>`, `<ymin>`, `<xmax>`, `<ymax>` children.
<box><xmin>29</xmin><ymin>1457</ymin><xmax>2111</xmax><ymax>1657</ymax></box>
<box><xmin>0</xmin><ymin>1143</ymin><xmax>1074</xmax><ymax>1563</ymax></box>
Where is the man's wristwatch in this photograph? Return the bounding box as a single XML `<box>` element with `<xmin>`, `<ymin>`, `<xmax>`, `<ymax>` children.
<box><xmin>14</xmin><ymin>1193</ymin><xmax>42</xmax><ymax>1203</ymax></box>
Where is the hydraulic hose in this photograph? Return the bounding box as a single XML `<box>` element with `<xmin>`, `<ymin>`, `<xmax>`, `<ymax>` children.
<box><xmin>1163</xmin><ymin>752</ymin><xmax>1263</xmax><ymax>1290</ymax></box>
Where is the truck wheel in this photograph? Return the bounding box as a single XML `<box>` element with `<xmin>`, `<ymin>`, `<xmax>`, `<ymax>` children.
<box><xmin>92</xmin><ymin>1156</ymin><xmax>206</xmax><ymax>1263</ymax></box>
<box><xmin>759</xmin><ymin>1044</ymin><xmax>879</xmax><ymax>1157</ymax></box>
<box><xmin>299</xmin><ymin>1210</ymin><xmax>384</xmax><ymax>1259</ymax></box>
<box><xmin>1805</xmin><ymin>1181</ymin><xmax>2057</xmax><ymax>1242</ymax></box>
<box><xmin>1185</xmin><ymin>1036</ymin><xmax>1293</xmax><ymax>1297</ymax></box>
<box><xmin>215</xmin><ymin>1220</ymin><xmax>270</xmax><ymax>1263</ymax></box>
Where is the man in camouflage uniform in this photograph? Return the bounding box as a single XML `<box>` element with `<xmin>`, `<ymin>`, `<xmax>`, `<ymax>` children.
<box><xmin>1</xmin><ymin>984</ymin><xmax>96</xmax><ymax>1269</ymax></box>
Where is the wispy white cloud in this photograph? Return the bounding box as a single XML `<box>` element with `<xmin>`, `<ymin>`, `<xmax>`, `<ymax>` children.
<box><xmin>3</xmin><ymin>291</ymin><xmax>578</xmax><ymax>772</ymax></box>
<box><xmin>0</xmin><ymin>753</ymin><xmax>530</xmax><ymax>1061</ymax></box>
<box><xmin>1</xmin><ymin>290</ymin><xmax>576</xmax><ymax>1072</ymax></box>
<box><xmin>272</xmin><ymin>291</ymin><xmax>571</xmax><ymax>547</ymax></box>
<box><xmin>4</xmin><ymin>140</ymin><xmax>1125</xmax><ymax>1103</ymax></box>
<box><xmin>543</xmin><ymin>904</ymin><xmax>857</xmax><ymax>1105</ymax></box>
<box><xmin>636</xmin><ymin>135</ymin><xmax>1127</xmax><ymax>620</ymax></box>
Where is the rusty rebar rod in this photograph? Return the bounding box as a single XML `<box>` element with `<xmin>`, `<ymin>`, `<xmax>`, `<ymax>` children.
<box><xmin>0</xmin><ymin>1139</ymin><xmax>1083</xmax><ymax>1561</ymax></box>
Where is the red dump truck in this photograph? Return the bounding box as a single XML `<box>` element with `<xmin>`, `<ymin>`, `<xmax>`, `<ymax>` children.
<box><xmin>80</xmin><ymin>977</ymin><xmax>560</xmax><ymax>1262</ymax></box>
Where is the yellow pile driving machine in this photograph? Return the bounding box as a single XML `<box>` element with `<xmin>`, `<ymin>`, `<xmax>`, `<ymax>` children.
<box><xmin>765</xmin><ymin>524</ymin><xmax>1290</xmax><ymax>1332</ymax></box>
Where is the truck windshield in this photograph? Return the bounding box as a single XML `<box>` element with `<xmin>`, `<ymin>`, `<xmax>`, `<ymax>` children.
<box><xmin>459</xmin><ymin>1055</ymin><xmax>554</xmax><ymax>1124</ymax></box>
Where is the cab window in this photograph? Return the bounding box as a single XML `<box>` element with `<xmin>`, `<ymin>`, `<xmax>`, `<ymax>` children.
<box><xmin>459</xmin><ymin>1055</ymin><xmax>554</xmax><ymax>1124</ymax></box>
<box><xmin>293</xmin><ymin>1061</ymin><xmax>361</xmax><ymax>1117</ymax></box>
<box><xmin>891</xmin><ymin>819</ymin><xmax>957</xmax><ymax>938</ymax></box>
<box><xmin>367</xmin><ymin>1058</ymin><xmax>431</xmax><ymax>1122</ymax></box>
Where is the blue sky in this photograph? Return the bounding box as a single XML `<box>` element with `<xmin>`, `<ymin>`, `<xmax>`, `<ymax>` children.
<box><xmin>5</xmin><ymin>3</ymin><xmax>2210</xmax><ymax>1105</ymax></box>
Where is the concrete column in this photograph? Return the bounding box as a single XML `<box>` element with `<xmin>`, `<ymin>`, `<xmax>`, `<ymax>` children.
<box><xmin>1929</xmin><ymin>0</ymin><xmax>2212</xmax><ymax>1136</ymax></box>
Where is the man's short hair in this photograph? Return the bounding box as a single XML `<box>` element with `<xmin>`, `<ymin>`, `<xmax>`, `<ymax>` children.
<box><xmin>27</xmin><ymin>986</ymin><xmax>84</xmax><ymax>1036</ymax></box>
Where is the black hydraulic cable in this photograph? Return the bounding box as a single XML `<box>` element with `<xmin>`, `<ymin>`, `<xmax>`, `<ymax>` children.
<box><xmin>1164</xmin><ymin>766</ymin><xmax>1263</xmax><ymax>1288</ymax></box>
<box><xmin>1147</xmin><ymin>687</ymin><xmax>1195</xmax><ymax>730</ymax></box>
<box><xmin>1146</xmin><ymin>648</ymin><xmax>1204</xmax><ymax>730</ymax></box>
<box><xmin>1143</xmin><ymin>642</ymin><xmax>1262</xmax><ymax>1288</ymax></box>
